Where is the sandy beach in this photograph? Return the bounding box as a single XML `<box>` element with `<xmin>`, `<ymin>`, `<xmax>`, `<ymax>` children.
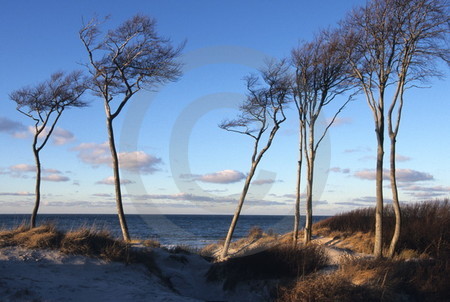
<box><xmin>0</xmin><ymin>245</ymin><xmax>274</xmax><ymax>302</ymax></box>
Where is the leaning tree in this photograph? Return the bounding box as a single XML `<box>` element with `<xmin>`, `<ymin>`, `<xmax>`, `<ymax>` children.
<box><xmin>291</xmin><ymin>30</ymin><xmax>354</xmax><ymax>245</ymax></box>
<box><xmin>10</xmin><ymin>71</ymin><xmax>87</xmax><ymax>228</ymax></box>
<box><xmin>79</xmin><ymin>15</ymin><xmax>183</xmax><ymax>241</ymax></box>
<box><xmin>220</xmin><ymin>60</ymin><xmax>290</xmax><ymax>259</ymax></box>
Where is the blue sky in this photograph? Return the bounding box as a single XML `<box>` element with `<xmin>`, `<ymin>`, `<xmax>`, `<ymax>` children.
<box><xmin>0</xmin><ymin>0</ymin><xmax>449</xmax><ymax>215</ymax></box>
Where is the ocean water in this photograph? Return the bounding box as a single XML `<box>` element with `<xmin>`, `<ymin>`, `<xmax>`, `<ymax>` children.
<box><xmin>0</xmin><ymin>214</ymin><xmax>329</xmax><ymax>248</ymax></box>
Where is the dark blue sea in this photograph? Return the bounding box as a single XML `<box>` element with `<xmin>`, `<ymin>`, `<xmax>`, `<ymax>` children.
<box><xmin>0</xmin><ymin>214</ymin><xmax>329</xmax><ymax>248</ymax></box>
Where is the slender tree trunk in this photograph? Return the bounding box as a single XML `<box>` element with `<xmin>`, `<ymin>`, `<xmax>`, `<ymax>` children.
<box><xmin>304</xmin><ymin>125</ymin><xmax>315</xmax><ymax>244</ymax></box>
<box><xmin>222</xmin><ymin>163</ymin><xmax>257</xmax><ymax>259</ymax></box>
<box><xmin>293</xmin><ymin>122</ymin><xmax>304</xmax><ymax>246</ymax></box>
<box><xmin>30</xmin><ymin>148</ymin><xmax>41</xmax><ymax>228</ymax></box>
<box><xmin>374</xmin><ymin>121</ymin><xmax>384</xmax><ymax>258</ymax></box>
<box><xmin>106</xmin><ymin>114</ymin><xmax>130</xmax><ymax>242</ymax></box>
<box><xmin>387</xmin><ymin>135</ymin><xmax>401</xmax><ymax>258</ymax></box>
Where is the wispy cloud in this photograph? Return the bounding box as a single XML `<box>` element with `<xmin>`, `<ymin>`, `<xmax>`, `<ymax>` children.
<box><xmin>395</xmin><ymin>154</ymin><xmax>411</xmax><ymax>162</ymax></box>
<box><xmin>73</xmin><ymin>142</ymin><xmax>162</xmax><ymax>174</ymax></box>
<box><xmin>181</xmin><ymin>170</ymin><xmax>246</xmax><ymax>184</ymax></box>
<box><xmin>325</xmin><ymin>117</ymin><xmax>352</xmax><ymax>127</ymax></box>
<box><xmin>96</xmin><ymin>176</ymin><xmax>135</xmax><ymax>185</ymax></box>
<box><xmin>251</xmin><ymin>179</ymin><xmax>279</xmax><ymax>185</ymax></box>
<box><xmin>0</xmin><ymin>191</ymin><xmax>34</xmax><ymax>196</ymax></box>
<box><xmin>344</xmin><ymin>146</ymin><xmax>371</xmax><ymax>153</ymax></box>
<box><xmin>0</xmin><ymin>117</ymin><xmax>26</xmax><ymax>136</ymax></box>
<box><xmin>329</xmin><ymin>167</ymin><xmax>350</xmax><ymax>174</ymax></box>
<box><xmin>12</xmin><ymin>125</ymin><xmax>76</xmax><ymax>145</ymax></box>
<box><xmin>2</xmin><ymin>164</ymin><xmax>71</xmax><ymax>182</ymax></box>
<box><xmin>42</xmin><ymin>174</ymin><xmax>70</xmax><ymax>182</ymax></box>
<box><xmin>354</xmin><ymin>169</ymin><xmax>434</xmax><ymax>182</ymax></box>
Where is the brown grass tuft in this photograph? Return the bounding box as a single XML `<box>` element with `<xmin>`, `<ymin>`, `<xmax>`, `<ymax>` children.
<box><xmin>0</xmin><ymin>223</ymin><xmax>63</xmax><ymax>249</ymax></box>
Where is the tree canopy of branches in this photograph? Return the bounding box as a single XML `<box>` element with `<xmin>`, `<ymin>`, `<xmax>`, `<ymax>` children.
<box><xmin>79</xmin><ymin>15</ymin><xmax>183</xmax><ymax>241</ymax></box>
<box><xmin>291</xmin><ymin>30</ymin><xmax>354</xmax><ymax>245</ymax></box>
<box><xmin>219</xmin><ymin>61</ymin><xmax>290</xmax><ymax>259</ymax></box>
<box><xmin>10</xmin><ymin>71</ymin><xmax>88</xmax><ymax>228</ymax></box>
<box><xmin>341</xmin><ymin>0</ymin><xmax>449</xmax><ymax>258</ymax></box>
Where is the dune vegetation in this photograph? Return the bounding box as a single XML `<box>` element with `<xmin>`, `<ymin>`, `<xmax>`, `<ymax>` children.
<box><xmin>1</xmin><ymin>199</ymin><xmax>449</xmax><ymax>301</ymax></box>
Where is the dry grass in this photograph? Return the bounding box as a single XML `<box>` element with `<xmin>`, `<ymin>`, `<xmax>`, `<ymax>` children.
<box><xmin>278</xmin><ymin>199</ymin><xmax>450</xmax><ymax>302</ymax></box>
<box><xmin>278</xmin><ymin>257</ymin><xmax>450</xmax><ymax>302</ymax></box>
<box><xmin>0</xmin><ymin>224</ymin><xmax>63</xmax><ymax>249</ymax></box>
<box><xmin>207</xmin><ymin>243</ymin><xmax>328</xmax><ymax>290</ymax></box>
<box><xmin>200</xmin><ymin>226</ymin><xmax>279</xmax><ymax>259</ymax></box>
<box><xmin>315</xmin><ymin>199</ymin><xmax>450</xmax><ymax>258</ymax></box>
<box><xmin>0</xmin><ymin>223</ymin><xmax>159</xmax><ymax>273</ymax></box>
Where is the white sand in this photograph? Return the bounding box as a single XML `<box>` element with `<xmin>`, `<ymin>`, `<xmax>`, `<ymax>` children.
<box><xmin>0</xmin><ymin>246</ymin><xmax>270</xmax><ymax>302</ymax></box>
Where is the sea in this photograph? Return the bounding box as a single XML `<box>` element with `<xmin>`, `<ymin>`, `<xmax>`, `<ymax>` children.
<box><xmin>0</xmin><ymin>214</ymin><xmax>329</xmax><ymax>248</ymax></box>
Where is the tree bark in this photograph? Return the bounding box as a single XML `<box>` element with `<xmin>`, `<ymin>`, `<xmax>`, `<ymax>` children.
<box><xmin>106</xmin><ymin>113</ymin><xmax>130</xmax><ymax>242</ymax></box>
<box><xmin>387</xmin><ymin>133</ymin><xmax>401</xmax><ymax>258</ymax></box>
<box><xmin>304</xmin><ymin>125</ymin><xmax>315</xmax><ymax>244</ymax></box>
<box><xmin>373</xmin><ymin>119</ymin><xmax>385</xmax><ymax>258</ymax></box>
<box><xmin>293</xmin><ymin>122</ymin><xmax>304</xmax><ymax>246</ymax></box>
<box><xmin>30</xmin><ymin>147</ymin><xmax>41</xmax><ymax>229</ymax></box>
<box><xmin>222</xmin><ymin>163</ymin><xmax>257</xmax><ymax>259</ymax></box>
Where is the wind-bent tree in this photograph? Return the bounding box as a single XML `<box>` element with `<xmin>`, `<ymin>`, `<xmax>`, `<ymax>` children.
<box><xmin>291</xmin><ymin>31</ymin><xmax>354</xmax><ymax>245</ymax></box>
<box><xmin>80</xmin><ymin>15</ymin><xmax>183</xmax><ymax>241</ymax></box>
<box><xmin>220</xmin><ymin>61</ymin><xmax>290</xmax><ymax>258</ymax></box>
<box><xmin>341</xmin><ymin>0</ymin><xmax>399</xmax><ymax>258</ymax></box>
<box><xmin>10</xmin><ymin>71</ymin><xmax>87</xmax><ymax>228</ymax></box>
<box><xmin>341</xmin><ymin>0</ymin><xmax>449</xmax><ymax>258</ymax></box>
<box><xmin>385</xmin><ymin>0</ymin><xmax>449</xmax><ymax>257</ymax></box>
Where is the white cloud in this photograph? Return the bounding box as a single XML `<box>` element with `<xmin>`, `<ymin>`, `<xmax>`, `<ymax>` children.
<box><xmin>42</xmin><ymin>174</ymin><xmax>70</xmax><ymax>182</ymax></box>
<box><xmin>10</xmin><ymin>164</ymin><xmax>36</xmax><ymax>173</ymax></box>
<box><xmin>354</xmin><ymin>169</ymin><xmax>434</xmax><ymax>182</ymax></box>
<box><xmin>118</xmin><ymin>151</ymin><xmax>161</xmax><ymax>174</ymax></box>
<box><xmin>73</xmin><ymin>142</ymin><xmax>161</xmax><ymax>174</ymax></box>
<box><xmin>96</xmin><ymin>176</ymin><xmax>135</xmax><ymax>185</ymax></box>
<box><xmin>20</xmin><ymin>126</ymin><xmax>76</xmax><ymax>145</ymax></box>
<box><xmin>188</xmin><ymin>170</ymin><xmax>246</xmax><ymax>184</ymax></box>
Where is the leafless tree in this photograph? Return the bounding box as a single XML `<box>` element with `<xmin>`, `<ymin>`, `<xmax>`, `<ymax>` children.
<box><xmin>385</xmin><ymin>0</ymin><xmax>449</xmax><ymax>257</ymax></box>
<box><xmin>219</xmin><ymin>61</ymin><xmax>290</xmax><ymax>259</ymax></box>
<box><xmin>79</xmin><ymin>15</ymin><xmax>183</xmax><ymax>241</ymax></box>
<box><xmin>10</xmin><ymin>71</ymin><xmax>87</xmax><ymax>228</ymax></box>
<box><xmin>292</xmin><ymin>30</ymin><xmax>354</xmax><ymax>245</ymax></box>
<box><xmin>341</xmin><ymin>0</ymin><xmax>449</xmax><ymax>258</ymax></box>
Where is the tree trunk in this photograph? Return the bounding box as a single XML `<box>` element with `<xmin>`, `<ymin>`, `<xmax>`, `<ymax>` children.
<box><xmin>293</xmin><ymin>159</ymin><xmax>301</xmax><ymax>246</ymax></box>
<box><xmin>106</xmin><ymin>115</ymin><xmax>131</xmax><ymax>242</ymax></box>
<box><xmin>222</xmin><ymin>164</ymin><xmax>256</xmax><ymax>259</ymax></box>
<box><xmin>293</xmin><ymin>122</ymin><xmax>304</xmax><ymax>246</ymax></box>
<box><xmin>387</xmin><ymin>135</ymin><xmax>401</xmax><ymax>258</ymax></box>
<box><xmin>304</xmin><ymin>162</ymin><xmax>314</xmax><ymax>244</ymax></box>
<box><xmin>30</xmin><ymin>148</ymin><xmax>41</xmax><ymax>229</ymax></box>
<box><xmin>373</xmin><ymin>123</ymin><xmax>384</xmax><ymax>258</ymax></box>
<box><xmin>304</xmin><ymin>126</ymin><xmax>315</xmax><ymax>244</ymax></box>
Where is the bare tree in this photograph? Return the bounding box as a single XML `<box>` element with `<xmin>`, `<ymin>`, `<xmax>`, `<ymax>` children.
<box><xmin>220</xmin><ymin>61</ymin><xmax>290</xmax><ymax>259</ymax></box>
<box><xmin>292</xmin><ymin>30</ymin><xmax>354</xmax><ymax>245</ymax></box>
<box><xmin>79</xmin><ymin>15</ymin><xmax>183</xmax><ymax>241</ymax></box>
<box><xmin>10</xmin><ymin>71</ymin><xmax>87</xmax><ymax>228</ymax></box>
<box><xmin>341</xmin><ymin>0</ymin><xmax>400</xmax><ymax>258</ymax></box>
<box><xmin>341</xmin><ymin>0</ymin><xmax>449</xmax><ymax>258</ymax></box>
<box><xmin>385</xmin><ymin>0</ymin><xmax>449</xmax><ymax>257</ymax></box>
